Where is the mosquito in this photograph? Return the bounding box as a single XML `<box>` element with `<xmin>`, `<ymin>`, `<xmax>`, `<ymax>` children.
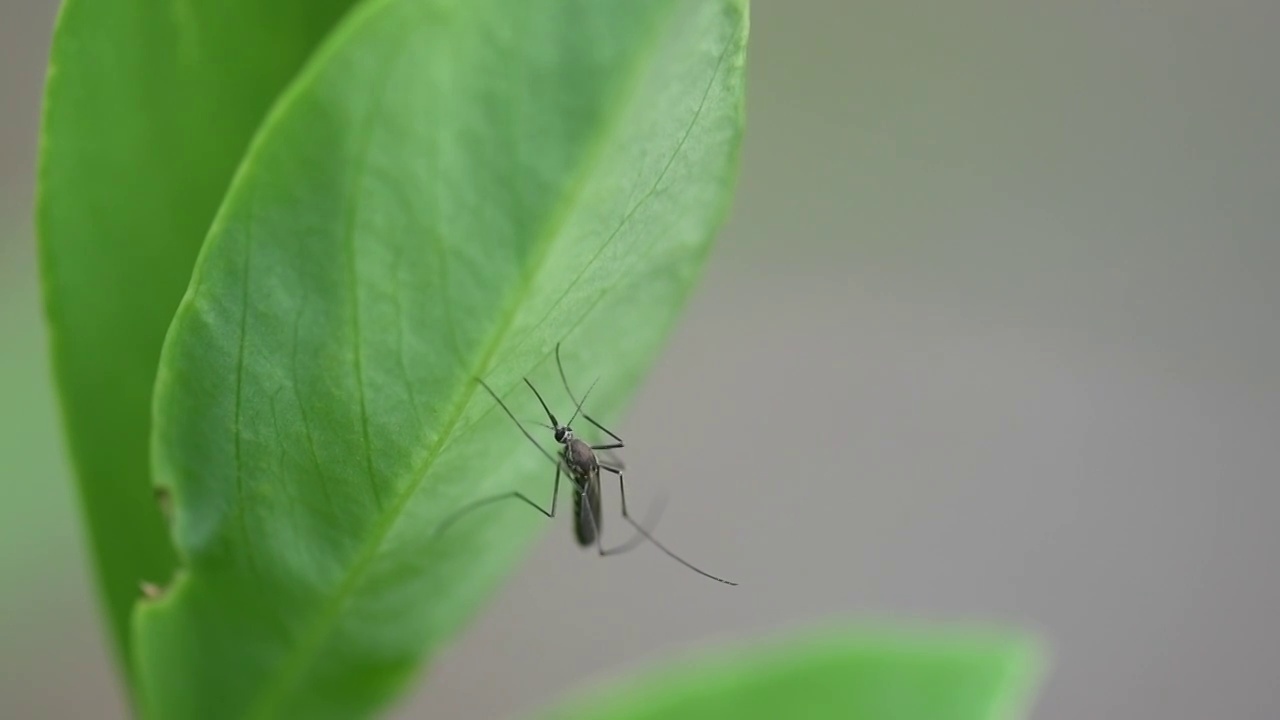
<box><xmin>435</xmin><ymin>343</ymin><xmax>736</xmax><ymax>586</ymax></box>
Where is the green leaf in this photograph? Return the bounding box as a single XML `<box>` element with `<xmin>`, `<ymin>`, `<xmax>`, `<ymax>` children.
<box><xmin>134</xmin><ymin>0</ymin><xmax>748</xmax><ymax>717</ymax></box>
<box><xmin>35</xmin><ymin>0</ymin><xmax>361</xmax><ymax>692</ymax></box>
<box><xmin>0</xmin><ymin>251</ymin><xmax>78</xmax><ymax>607</ymax></box>
<box><xmin>537</xmin><ymin>626</ymin><xmax>1044</xmax><ymax>720</ymax></box>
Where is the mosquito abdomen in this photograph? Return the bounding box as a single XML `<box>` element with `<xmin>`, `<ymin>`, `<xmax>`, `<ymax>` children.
<box><xmin>573</xmin><ymin>474</ymin><xmax>602</xmax><ymax>547</ymax></box>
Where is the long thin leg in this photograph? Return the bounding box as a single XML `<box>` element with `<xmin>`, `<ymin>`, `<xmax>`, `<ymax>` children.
<box><xmin>591</xmin><ymin>443</ymin><xmax>625</xmax><ymax>451</ymax></box>
<box><xmin>597</xmin><ymin>464</ymin><xmax>737</xmax><ymax>586</ymax></box>
<box><xmin>433</xmin><ymin>465</ymin><xmax>562</xmax><ymax>540</ymax></box>
<box><xmin>478</xmin><ymin>379</ymin><xmax>561</xmax><ymax>469</ymax></box>
<box><xmin>597</xmin><ymin>449</ymin><xmax>626</xmax><ymax>471</ymax></box>
<box><xmin>555</xmin><ymin>343</ymin><xmax>625</xmax><ymax>445</ymax></box>
<box><xmin>582</xmin><ymin>413</ymin><xmax>624</xmax><ymax>445</ymax></box>
<box><xmin>598</xmin><ymin>490</ymin><xmax>669</xmax><ymax>555</ymax></box>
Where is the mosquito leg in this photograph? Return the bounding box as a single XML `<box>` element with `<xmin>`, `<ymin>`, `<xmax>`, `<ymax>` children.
<box><xmin>597</xmin><ymin>449</ymin><xmax>626</xmax><ymax>471</ymax></box>
<box><xmin>554</xmin><ymin>343</ymin><xmax>625</xmax><ymax>445</ymax></box>
<box><xmin>477</xmin><ymin>379</ymin><xmax>561</xmax><ymax>469</ymax></box>
<box><xmin>597</xmin><ymin>464</ymin><xmax>738</xmax><ymax>586</ymax></box>
<box><xmin>581</xmin><ymin>413</ymin><xmax>624</xmax><ymax>445</ymax></box>
<box><xmin>598</xmin><ymin>463</ymin><xmax>630</xmax><ymax>514</ymax></box>
<box><xmin>581</xmin><ymin>485</ymin><xmax>646</xmax><ymax>556</ymax></box>
<box><xmin>591</xmin><ymin>443</ymin><xmax>625</xmax><ymax>451</ymax></box>
<box><xmin>433</xmin><ymin>465</ymin><xmax>562</xmax><ymax>540</ymax></box>
<box><xmin>599</xmin><ymin>490</ymin><xmax>669</xmax><ymax>555</ymax></box>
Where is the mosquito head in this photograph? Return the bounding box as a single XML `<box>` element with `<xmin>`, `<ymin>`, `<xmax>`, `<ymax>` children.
<box><xmin>554</xmin><ymin>425</ymin><xmax>573</xmax><ymax>444</ymax></box>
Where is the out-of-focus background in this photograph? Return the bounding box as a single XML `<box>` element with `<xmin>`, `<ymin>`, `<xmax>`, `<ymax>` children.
<box><xmin>4</xmin><ymin>2</ymin><xmax>1278</xmax><ymax>718</ymax></box>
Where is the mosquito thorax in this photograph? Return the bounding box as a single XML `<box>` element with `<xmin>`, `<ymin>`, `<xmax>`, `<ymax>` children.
<box><xmin>564</xmin><ymin>437</ymin><xmax>597</xmax><ymax>474</ymax></box>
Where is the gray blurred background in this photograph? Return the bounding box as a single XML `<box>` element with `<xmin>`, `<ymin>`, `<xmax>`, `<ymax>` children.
<box><xmin>3</xmin><ymin>1</ymin><xmax>1278</xmax><ymax>718</ymax></box>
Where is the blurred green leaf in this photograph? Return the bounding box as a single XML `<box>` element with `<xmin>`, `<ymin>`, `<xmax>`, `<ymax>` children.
<box><xmin>0</xmin><ymin>259</ymin><xmax>77</xmax><ymax>606</ymax></box>
<box><xmin>537</xmin><ymin>627</ymin><xmax>1043</xmax><ymax>720</ymax></box>
<box><xmin>133</xmin><ymin>0</ymin><xmax>747</xmax><ymax>717</ymax></box>
<box><xmin>35</xmin><ymin>0</ymin><xmax>361</xmax><ymax>693</ymax></box>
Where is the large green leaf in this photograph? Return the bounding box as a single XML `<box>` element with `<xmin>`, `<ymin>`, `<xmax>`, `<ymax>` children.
<box><xmin>134</xmin><ymin>0</ymin><xmax>748</xmax><ymax>717</ymax></box>
<box><xmin>0</xmin><ymin>254</ymin><xmax>78</xmax><ymax>610</ymax></box>
<box><xmin>537</xmin><ymin>627</ymin><xmax>1043</xmax><ymax>720</ymax></box>
<box><xmin>35</xmin><ymin>0</ymin><xmax>360</xmax><ymax>691</ymax></box>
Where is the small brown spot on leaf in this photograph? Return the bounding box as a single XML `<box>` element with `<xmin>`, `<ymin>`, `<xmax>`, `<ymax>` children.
<box><xmin>139</xmin><ymin>581</ymin><xmax>165</xmax><ymax>600</ymax></box>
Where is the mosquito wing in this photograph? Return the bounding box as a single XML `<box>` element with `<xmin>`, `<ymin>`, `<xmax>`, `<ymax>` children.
<box><xmin>573</xmin><ymin>469</ymin><xmax>602</xmax><ymax>547</ymax></box>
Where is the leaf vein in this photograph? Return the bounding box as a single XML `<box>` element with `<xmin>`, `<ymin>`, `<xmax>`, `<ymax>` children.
<box><xmin>345</xmin><ymin>75</ymin><xmax>386</xmax><ymax>514</ymax></box>
<box><xmin>291</xmin><ymin>304</ymin><xmax>337</xmax><ymax>518</ymax></box>
<box><xmin>235</xmin><ymin>200</ymin><xmax>262</xmax><ymax>581</ymax></box>
<box><xmin>512</xmin><ymin>30</ymin><xmax>735</xmax><ymax>355</ymax></box>
<box><xmin>391</xmin><ymin>243</ymin><xmax>426</xmax><ymax>430</ymax></box>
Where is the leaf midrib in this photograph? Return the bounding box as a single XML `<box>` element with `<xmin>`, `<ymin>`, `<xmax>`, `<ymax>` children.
<box><xmin>240</xmin><ymin>1</ymin><xmax>682</xmax><ymax>716</ymax></box>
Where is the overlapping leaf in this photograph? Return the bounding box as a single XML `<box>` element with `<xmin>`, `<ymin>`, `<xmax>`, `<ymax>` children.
<box><xmin>539</xmin><ymin>627</ymin><xmax>1043</xmax><ymax>720</ymax></box>
<box><xmin>36</xmin><ymin>0</ymin><xmax>360</xmax><ymax>691</ymax></box>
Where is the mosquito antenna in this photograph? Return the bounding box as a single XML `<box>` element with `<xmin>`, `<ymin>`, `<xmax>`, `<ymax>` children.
<box><xmin>523</xmin><ymin>377</ymin><xmax>558</xmax><ymax>427</ymax></box>
<box><xmin>566</xmin><ymin>376</ymin><xmax>599</xmax><ymax>428</ymax></box>
<box><xmin>477</xmin><ymin>379</ymin><xmax>560</xmax><ymax>469</ymax></box>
